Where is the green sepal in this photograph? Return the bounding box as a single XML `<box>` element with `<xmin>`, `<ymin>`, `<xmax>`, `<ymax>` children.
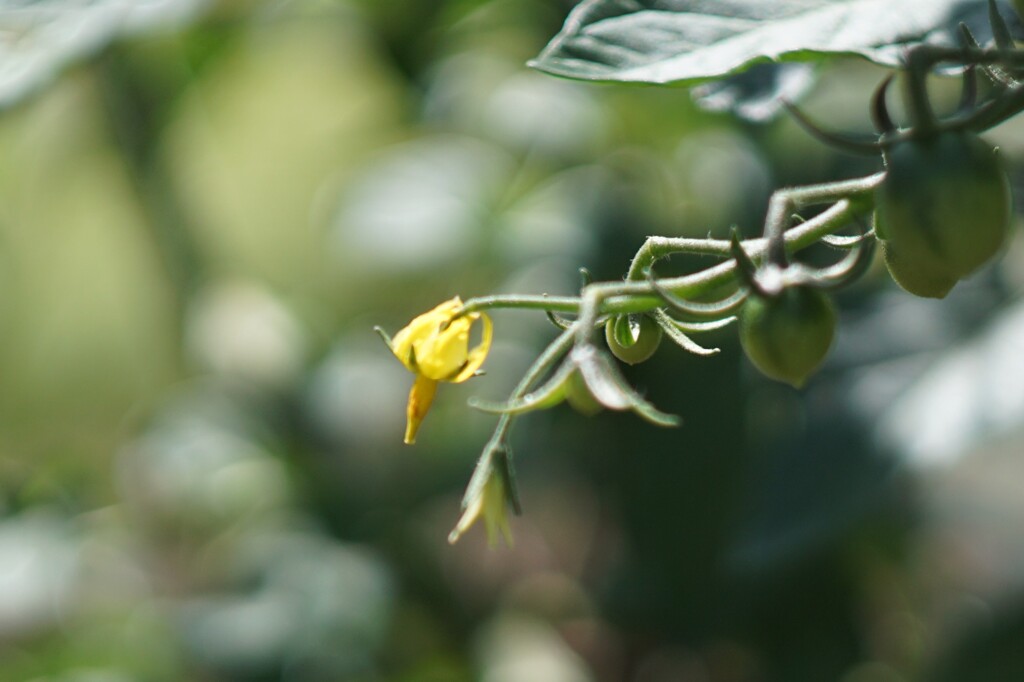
<box><xmin>470</xmin><ymin>346</ymin><xmax>680</xmax><ymax>427</ymax></box>
<box><xmin>990</xmin><ymin>0</ymin><xmax>1015</xmax><ymax>49</ymax></box>
<box><xmin>373</xmin><ymin>325</ymin><xmax>393</xmax><ymax>349</ymax></box>
<box><xmin>652</xmin><ymin>309</ymin><xmax>721</xmax><ymax>357</ymax></box>
<box><xmin>647</xmin><ymin>270</ymin><xmax>748</xmax><ymax>320</ymax></box>
<box><xmin>729</xmin><ymin>230</ymin><xmax>764</xmax><ymax>295</ymax></box>
<box><xmin>573</xmin><ymin>347</ymin><xmax>680</xmax><ymax>427</ymax></box>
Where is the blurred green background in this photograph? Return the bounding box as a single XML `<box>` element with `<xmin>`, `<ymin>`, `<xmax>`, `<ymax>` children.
<box><xmin>3</xmin><ymin>1</ymin><xmax>1024</xmax><ymax>680</ymax></box>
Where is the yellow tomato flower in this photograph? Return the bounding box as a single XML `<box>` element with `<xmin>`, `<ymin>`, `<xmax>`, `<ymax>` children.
<box><xmin>448</xmin><ymin>470</ymin><xmax>513</xmax><ymax>547</ymax></box>
<box><xmin>387</xmin><ymin>297</ymin><xmax>492</xmax><ymax>444</ymax></box>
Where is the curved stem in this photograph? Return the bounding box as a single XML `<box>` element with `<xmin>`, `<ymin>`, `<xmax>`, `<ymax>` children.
<box><xmin>456</xmin><ymin>172</ymin><xmax>883</xmax><ymax>516</ymax></box>
<box><xmin>460</xmin><ymin>173</ymin><xmax>883</xmax><ymax>318</ymax></box>
<box><xmin>462</xmin><ymin>328</ymin><xmax>576</xmax><ymax>509</ymax></box>
<box><xmin>898</xmin><ymin>43</ymin><xmax>1024</xmax><ymax>133</ymax></box>
<box><xmin>967</xmin><ymin>82</ymin><xmax>1024</xmax><ymax>129</ymax></box>
<box><xmin>600</xmin><ymin>196</ymin><xmax>868</xmax><ymax>314</ymax></box>
<box><xmin>904</xmin><ymin>50</ymin><xmax>939</xmax><ymax>134</ymax></box>
<box><xmin>626</xmin><ymin>236</ymin><xmax>733</xmax><ymax>281</ymax></box>
<box><xmin>461</xmin><ymin>294</ymin><xmax>581</xmax><ymax>314</ymax></box>
<box><xmin>495</xmin><ymin>327</ymin><xmax>575</xmax><ymax>439</ymax></box>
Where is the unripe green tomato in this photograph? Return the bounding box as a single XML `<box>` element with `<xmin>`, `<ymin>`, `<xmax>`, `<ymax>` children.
<box><xmin>879</xmin><ymin>238</ymin><xmax>959</xmax><ymax>300</ymax></box>
<box><xmin>739</xmin><ymin>286</ymin><xmax>836</xmax><ymax>388</ymax></box>
<box><xmin>565</xmin><ymin>370</ymin><xmax>603</xmax><ymax>416</ymax></box>
<box><xmin>875</xmin><ymin>131</ymin><xmax>1012</xmax><ymax>298</ymax></box>
<box><xmin>605</xmin><ymin>314</ymin><xmax>663</xmax><ymax>365</ymax></box>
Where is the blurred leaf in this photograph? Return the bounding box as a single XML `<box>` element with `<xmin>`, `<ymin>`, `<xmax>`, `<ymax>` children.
<box><xmin>691</xmin><ymin>62</ymin><xmax>817</xmax><ymax>123</ymax></box>
<box><xmin>119</xmin><ymin>391</ymin><xmax>291</xmax><ymax>534</ymax></box>
<box><xmin>178</xmin><ymin>528</ymin><xmax>394</xmax><ymax>678</ymax></box>
<box><xmin>0</xmin><ymin>82</ymin><xmax>178</xmax><ymax>470</ymax></box>
<box><xmin>0</xmin><ymin>0</ymin><xmax>208</xmax><ymax>108</ymax></box>
<box><xmin>334</xmin><ymin>135</ymin><xmax>512</xmax><ymax>273</ymax></box>
<box><xmin>926</xmin><ymin>602</ymin><xmax>1024</xmax><ymax>682</ymax></box>
<box><xmin>164</xmin><ymin>11</ymin><xmax>404</xmax><ymax>293</ymax></box>
<box><xmin>0</xmin><ymin>513</ymin><xmax>80</xmax><ymax>639</ymax></box>
<box><xmin>530</xmin><ymin>0</ymin><xmax>1023</xmax><ymax>86</ymax></box>
<box><xmin>873</xmin><ymin>300</ymin><xmax>1024</xmax><ymax>467</ymax></box>
<box><xmin>475</xmin><ymin>613</ymin><xmax>594</xmax><ymax>682</ymax></box>
<box><xmin>494</xmin><ymin>165</ymin><xmax>609</xmax><ymax>262</ymax></box>
<box><xmin>730</xmin><ymin>413</ymin><xmax>900</xmax><ymax>570</ymax></box>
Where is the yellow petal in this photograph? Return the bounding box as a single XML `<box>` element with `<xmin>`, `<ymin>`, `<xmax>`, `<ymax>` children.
<box><xmin>405</xmin><ymin>374</ymin><xmax>438</xmax><ymax>444</ymax></box>
<box><xmin>415</xmin><ymin>315</ymin><xmax>473</xmax><ymax>380</ymax></box>
<box><xmin>450</xmin><ymin>312</ymin><xmax>492</xmax><ymax>383</ymax></box>
<box><xmin>390</xmin><ymin>297</ymin><xmax>462</xmax><ymax>372</ymax></box>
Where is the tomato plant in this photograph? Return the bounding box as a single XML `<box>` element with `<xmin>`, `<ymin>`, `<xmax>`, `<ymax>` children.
<box><xmin>875</xmin><ymin>131</ymin><xmax>1012</xmax><ymax>298</ymax></box>
<box><xmin>605</xmin><ymin>314</ymin><xmax>663</xmax><ymax>365</ymax></box>
<box><xmin>739</xmin><ymin>286</ymin><xmax>837</xmax><ymax>388</ymax></box>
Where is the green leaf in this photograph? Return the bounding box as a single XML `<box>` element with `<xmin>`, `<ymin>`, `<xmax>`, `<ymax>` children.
<box><xmin>531</xmin><ymin>0</ymin><xmax>1023</xmax><ymax>86</ymax></box>
<box><xmin>0</xmin><ymin>0</ymin><xmax>208</xmax><ymax>108</ymax></box>
<box><xmin>691</xmin><ymin>62</ymin><xmax>817</xmax><ymax>123</ymax></box>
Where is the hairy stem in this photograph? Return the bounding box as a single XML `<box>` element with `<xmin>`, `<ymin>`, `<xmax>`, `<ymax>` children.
<box><xmin>461</xmin><ymin>173</ymin><xmax>883</xmax><ymax>318</ymax></box>
<box><xmin>461</xmin><ymin>328</ymin><xmax>576</xmax><ymax>508</ymax></box>
<box><xmin>626</xmin><ymin>237</ymin><xmax>733</xmax><ymax>281</ymax></box>
<box><xmin>903</xmin><ymin>43</ymin><xmax>1024</xmax><ymax>132</ymax></box>
<box><xmin>457</xmin><ymin>171</ymin><xmax>886</xmax><ymax>517</ymax></box>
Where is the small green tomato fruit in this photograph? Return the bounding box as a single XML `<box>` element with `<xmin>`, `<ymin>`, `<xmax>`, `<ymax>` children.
<box><xmin>879</xmin><ymin>238</ymin><xmax>959</xmax><ymax>300</ymax></box>
<box><xmin>605</xmin><ymin>314</ymin><xmax>662</xmax><ymax>365</ymax></box>
<box><xmin>565</xmin><ymin>370</ymin><xmax>603</xmax><ymax>416</ymax></box>
<box><xmin>739</xmin><ymin>286</ymin><xmax>836</xmax><ymax>388</ymax></box>
<box><xmin>875</xmin><ymin>131</ymin><xmax>1012</xmax><ymax>298</ymax></box>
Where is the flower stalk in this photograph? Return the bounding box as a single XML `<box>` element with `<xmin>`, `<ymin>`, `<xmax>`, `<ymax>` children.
<box><xmin>380</xmin><ymin>17</ymin><xmax>1024</xmax><ymax>545</ymax></box>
